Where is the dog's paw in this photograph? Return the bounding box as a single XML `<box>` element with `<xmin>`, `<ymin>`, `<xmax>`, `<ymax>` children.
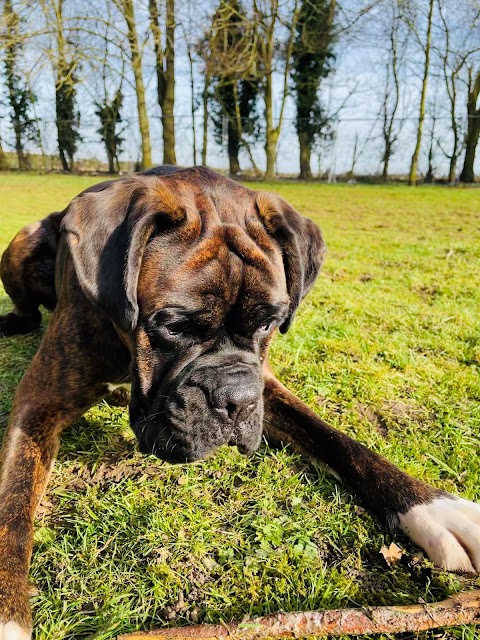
<box><xmin>0</xmin><ymin>313</ymin><xmax>40</xmax><ymax>337</ymax></box>
<box><xmin>0</xmin><ymin>621</ymin><xmax>31</xmax><ymax>640</ymax></box>
<box><xmin>398</xmin><ymin>496</ymin><xmax>480</xmax><ymax>573</ymax></box>
<box><xmin>105</xmin><ymin>384</ymin><xmax>131</xmax><ymax>407</ymax></box>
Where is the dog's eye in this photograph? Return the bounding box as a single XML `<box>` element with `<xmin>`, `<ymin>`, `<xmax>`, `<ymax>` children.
<box><xmin>164</xmin><ymin>322</ymin><xmax>188</xmax><ymax>337</ymax></box>
<box><xmin>259</xmin><ymin>321</ymin><xmax>274</xmax><ymax>334</ymax></box>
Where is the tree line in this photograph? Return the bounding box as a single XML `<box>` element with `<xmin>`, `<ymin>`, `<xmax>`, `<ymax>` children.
<box><xmin>1</xmin><ymin>0</ymin><xmax>480</xmax><ymax>183</ymax></box>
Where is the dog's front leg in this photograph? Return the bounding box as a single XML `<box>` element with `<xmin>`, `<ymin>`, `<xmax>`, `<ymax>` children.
<box><xmin>0</xmin><ymin>314</ymin><xmax>127</xmax><ymax>640</ymax></box>
<box><xmin>0</xmin><ymin>404</ymin><xmax>68</xmax><ymax>640</ymax></box>
<box><xmin>263</xmin><ymin>370</ymin><xmax>480</xmax><ymax>574</ymax></box>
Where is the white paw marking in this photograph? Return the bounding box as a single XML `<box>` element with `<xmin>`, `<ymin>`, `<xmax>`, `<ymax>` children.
<box><xmin>398</xmin><ymin>496</ymin><xmax>480</xmax><ymax>573</ymax></box>
<box><xmin>0</xmin><ymin>621</ymin><xmax>31</xmax><ymax>640</ymax></box>
<box><xmin>106</xmin><ymin>382</ymin><xmax>131</xmax><ymax>393</ymax></box>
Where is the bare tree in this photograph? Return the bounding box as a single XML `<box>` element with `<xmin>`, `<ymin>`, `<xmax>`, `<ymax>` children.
<box><xmin>377</xmin><ymin>0</ymin><xmax>408</xmax><ymax>181</ymax></box>
<box><xmin>185</xmin><ymin>40</ymin><xmax>198</xmax><ymax>164</ymax></box>
<box><xmin>255</xmin><ymin>0</ymin><xmax>300</xmax><ymax>180</ymax></box>
<box><xmin>201</xmin><ymin>66</ymin><xmax>210</xmax><ymax>165</ymax></box>
<box><xmin>423</xmin><ymin>90</ymin><xmax>439</xmax><ymax>182</ymax></box>
<box><xmin>433</xmin><ymin>0</ymin><xmax>480</xmax><ymax>183</ymax></box>
<box><xmin>407</xmin><ymin>0</ymin><xmax>435</xmax><ymax>185</ymax></box>
<box><xmin>181</xmin><ymin>0</ymin><xmax>200</xmax><ymax>164</ymax></box>
<box><xmin>196</xmin><ymin>23</ymin><xmax>212</xmax><ymax>165</ymax></box>
<box><xmin>436</xmin><ymin>0</ymin><xmax>461</xmax><ymax>183</ymax></box>
<box><xmin>459</xmin><ymin>66</ymin><xmax>480</xmax><ymax>182</ymax></box>
<box><xmin>36</xmin><ymin>0</ymin><xmax>82</xmax><ymax>171</ymax></box>
<box><xmin>113</xmin><ymin>0</ymin><xmax>152</xmax><ymax>169</ymax></box>
<box><xmin>84</xmin><ymin>12</ymin><xmax>126</xmax><ymax>174</ymax></box>
<box><xmin>149</xmin><ymin>0</ymin><xmax>176</xmax><ymax>165</ymax></box>
<box><xmin>346</xmin><ymin>125</ymin><xmax>376</xmax><ymax>180</ymax></box>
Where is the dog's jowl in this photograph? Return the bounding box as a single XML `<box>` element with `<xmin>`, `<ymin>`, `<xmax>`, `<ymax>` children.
<box><xmin>0</xmin><ymin>166</ymin><xmax>479</xmax><ymax>639</ymax></box>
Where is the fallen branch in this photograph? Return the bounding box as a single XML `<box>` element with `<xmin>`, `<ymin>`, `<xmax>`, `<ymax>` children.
<box><xmin>118</xmin><ymin>589</ymin><xmax>480</xmax><ymax>639</ymax></box>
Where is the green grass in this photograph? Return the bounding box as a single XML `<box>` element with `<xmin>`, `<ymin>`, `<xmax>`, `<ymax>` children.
<box><xmin>1</xmin><ymin>173</ymin><xmax>480</xmax><ymax>640</ymax></box>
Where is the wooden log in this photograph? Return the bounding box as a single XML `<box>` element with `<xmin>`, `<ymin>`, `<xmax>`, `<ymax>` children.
<box><xmin>118</xmin><ymin>589</ymin><xmax>480</xmax><ymax>639</ymax></box>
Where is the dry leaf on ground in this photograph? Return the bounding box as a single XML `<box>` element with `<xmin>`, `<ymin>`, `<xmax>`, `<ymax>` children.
<box><xmin>380</xmin><ymin>542</ymin><xmax>403</xmax><ymax>567</ymax></box>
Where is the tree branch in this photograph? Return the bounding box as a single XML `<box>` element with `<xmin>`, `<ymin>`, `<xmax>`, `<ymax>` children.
<box><xmin>118</xmin><ymin>589</ymin><xmax>480</xmax><ymax>639</ymax></box>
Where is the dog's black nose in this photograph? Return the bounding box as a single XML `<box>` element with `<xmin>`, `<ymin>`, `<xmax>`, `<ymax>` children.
<box><xmin>188</xmin><ymin>363</ymin><xmax>260</xmax><ymax>422</ymax></box>
<box><xmin>211</xmin><ymin>383</ymin><xmax>258</xmax><ymax>422</ymax></box>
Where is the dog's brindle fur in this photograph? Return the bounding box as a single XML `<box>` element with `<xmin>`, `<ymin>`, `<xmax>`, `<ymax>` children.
<box><xmin>0</xmin><ymin>166</ymin><xmax>479</xmax><ymax>638</ymax></box>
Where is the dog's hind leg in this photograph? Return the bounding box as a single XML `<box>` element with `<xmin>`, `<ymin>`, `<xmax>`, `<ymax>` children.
<box><xmin>0</xmin><ymin>212</ymin><xmax>63</xmax><ymax>336</ymax></box>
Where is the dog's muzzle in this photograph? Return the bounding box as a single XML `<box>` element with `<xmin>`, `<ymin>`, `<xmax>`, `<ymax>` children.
<box><xmin>133</xmin><ymin>360</ymin><xmax>264</xmax><ymax>463</ymax></box>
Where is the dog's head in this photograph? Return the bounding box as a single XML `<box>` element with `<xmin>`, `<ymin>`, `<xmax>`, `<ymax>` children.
<box><xmin>62</xmin><ymin>167</ymin><xmax>325</xmax><ymax>462</ymax></box>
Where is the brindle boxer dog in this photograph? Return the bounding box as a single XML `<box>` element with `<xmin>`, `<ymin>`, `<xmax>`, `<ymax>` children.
<box><xmin>0</xmin><ymin>166</ymin><xmax>479</xmax><ymax>639</ymax></box>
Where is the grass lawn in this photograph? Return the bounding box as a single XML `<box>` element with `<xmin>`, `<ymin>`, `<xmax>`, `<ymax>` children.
<box><xmin>1</xmin><ymin>173</ymin><xmax>480</xmax><ymax>640</ymax></box>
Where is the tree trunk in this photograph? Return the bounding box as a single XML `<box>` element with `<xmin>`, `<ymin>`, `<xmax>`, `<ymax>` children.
<box><xmin>408</xmin><ymin>0</ymin><xmax>434</xmax><ymax>186</ymax></box>
<box><xmin>424</xmin><ymin>156</ymin><xmax>434</xmax><ymax>183</ymax></box>
<box><xmin>187</xmin><ymin>45</ymin><xmax>197</xmax><ymax>164</ymax></box>
<box><xmin>108</xmin><ymin>153</ymin><xmax>115</xmax><ymax>174</ymax></box>
<box><xmin>0</xmin><ymin>138</ymin><xmax>7</xmax><ymax>170</ymax></box>
<box><xmin>59</xmin><ymin>148</ymin><xmax>69</xmax><ymax>171</ymax></box>
<box><xmin>448</xmin><ymin>157</ymin><xmax>456</xmax><ymax>184</ymax></box>
<box><xmin>55</xmin><ymin>4</ymin><xmax>72</xmax><ymax>173</ymax></box>
<box><xmin>448</xmin><ymin>119</ymin><xmax>459</xmax><ymax>184</ymax></box>
<box><xmin>149</xmin><ymin>0</ymin><xmax>176</xmax><ymax>165</ymax></box>
<box><xmin>228</xmin><ymin>154</ymin><xmax>241</xmax><ymax>176</ymax></box>
<box><xmin>124</xmin><ymin>0</ymin><xmax>152</xmax><ymax>169</ymax></box>
<box><xmin>298</xmin><ymin>131</ymin><xmax>312</xmax><ymax>180</ymax></box>
<box><xmin>224</xmin><ymin>84</ymin><xmax>241</xmax><ymax>176</ymax></box>
<box><xmin>14</xmin><ymin>127</ymin><xmax>26</xmax><ymax>170</ymax></box>
<box><xmin>382</xmin><ymin>152</ymin><xmax>390</xmax><ymax>182</ymax></box>
<box><xmin>460</xmin><ymin>128</ymin><xmax>480</xmax><ymax>183</ymax></box>
<box><xmin>459</xmin><ymin>69</ymin><xmax>480</xmax><ymax>183</ymax></box>
<box><xmin>162</xmin><ymin>0</ymin><xmax>176</xmax><ymax>164</ymax></box>
<box><xmin>227</xmin><ymin>117</ymin><xmax>241</xmax><ymax>176</ymax></box>
<box><xmin>202</xmin><ymin>73</ymin><xmax>209</xmax><ymax>165</ymax></box>
<box><xmin>265</xmin><ymin>132</ymin><xmax>278</xmax><ymax>181</ymax></box>
<box><xmin>260</xmin><ymin>2</ymin><xmax>298</xmax><ymax>181</ymax></box>
<box><xmin>264</xmin><ymin>69</ymin><xmax>277</xmax><ymax>180</ymax></box>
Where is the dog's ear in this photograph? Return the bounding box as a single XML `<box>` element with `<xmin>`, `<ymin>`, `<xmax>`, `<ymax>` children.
<box><xmin>256</xmin><ymin>191</ymin><xmax>326</xmax><ymax>333</ymax></box>
<box><xmin>61</xmin><ymin>178</ymin><xmax>186</xmax><ymax>332</ymax></box>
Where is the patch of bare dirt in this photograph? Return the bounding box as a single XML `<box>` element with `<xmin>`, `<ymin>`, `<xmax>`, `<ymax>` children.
<box><xmin>356</xmin><ymin>404</ymin><xmax>389</xmax><ymax>437</ymax></box>
<box><xmin>357</xmin><ymin>401</ymin><xmax>428</xmax><ymax>437</ymax></box>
